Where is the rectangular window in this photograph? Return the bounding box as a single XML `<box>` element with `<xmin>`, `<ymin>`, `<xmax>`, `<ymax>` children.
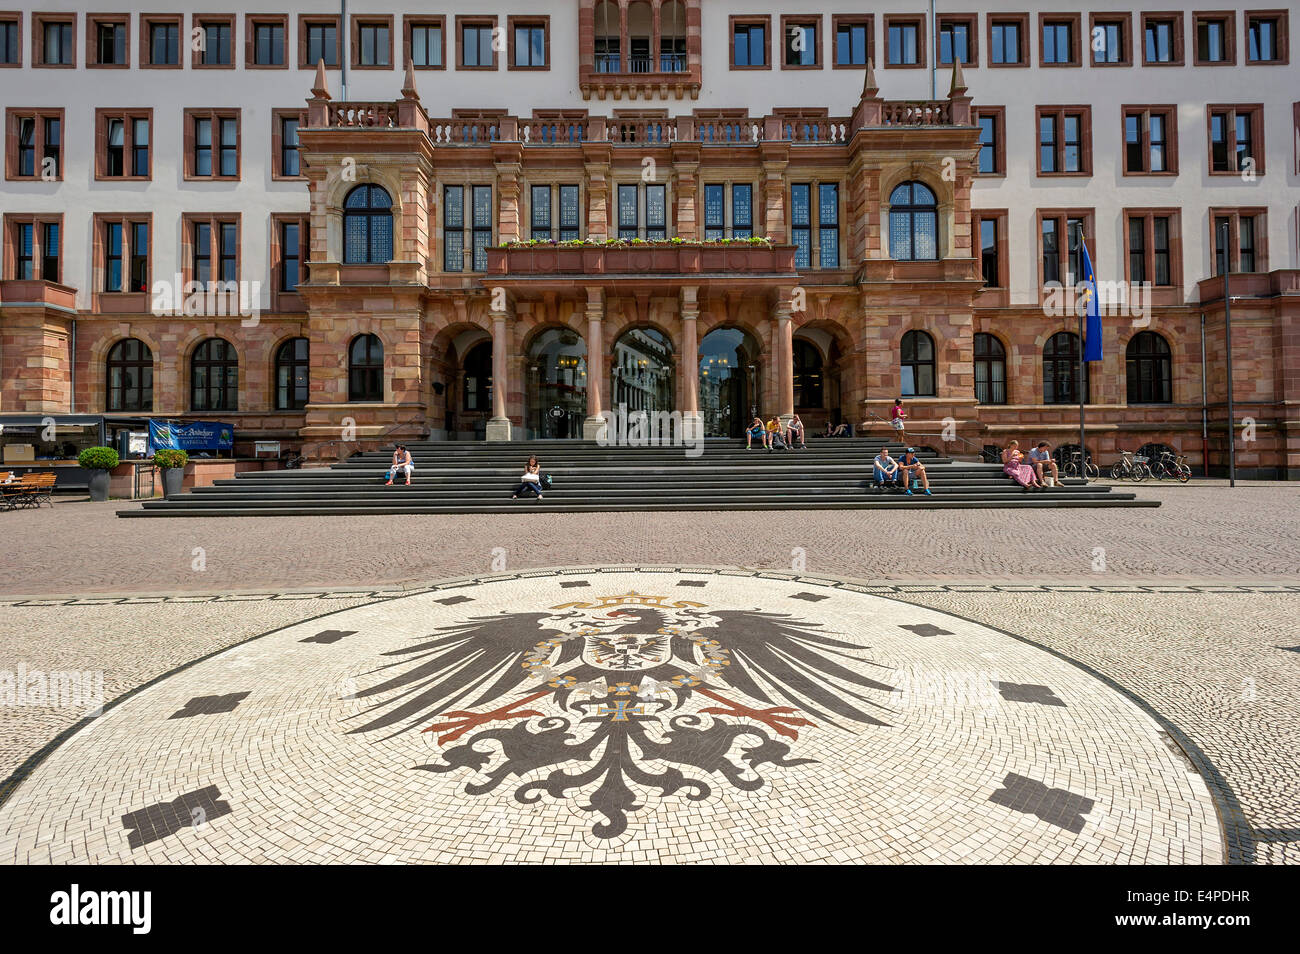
<box><xmin>1039</xmin><ymin>212</ymin><xmax>1092</xmax><ymax>288</ymax></box>
<box><xmin>147</xmin><ymin>20</ymin><xmax>179</xmax><ymax>66</ymax></box>
<box><xmin>513</xmin><ymin>22</ymin><xmax>547</xmax><ymax>68</ymax></box>
<box><xmin>990</xmin><ymin>20</ymin><xmax>1022</xmax><ymax>64</ymax></box>
<box><xmin>408</xmin><ymin>20</ymin><xmax>444</xmax><ymax>68</ymax></box>
<box><xmin>1209</xmin><ymin>106</ymin><xmax>1263</xmax><ymax>174</ymax></box>
<box><xmin>783</xmin><ymin>22</ymin><xmax>817</xmax><ymax>67</ymax></box>
<box><xmin>39</xmin><ymin>17</ymin><xmax>74</xmax><ymax>66</ymax></box>
<box><xmin>834</xmin><ymin>20</ymin><xmax>870</xmax><ymax>66</ymax></box>
<box><xmin>1144</xmin><ymin>18</ymin><xmax>1177</xmax><ymax>63</ymax></box>
<box><xmin>354</xmin><ymin>19</ymin><xmax>392</xmax><ymax>68</ymax></box>
<box><xmin>303</xmin><ymin>19</ymin><xmax>340</xmax><ymax>68</ymax></box>
<box><xmin>188</xmin><ymin>111</ymin><xmax>240</xmax><ymax>180</ymax></box>
<box><xmin>732</xmin><ymin>184</ymin><xmax>753</xmax><ymax>239</ymax></box>
<box><xmin>646</xmin><ymin>185</ymin><xmax>666</xmax><ymax>240</ymax></box>
<box><xmin>280</xmin><ymin>221</ymin><xmax>301</xmax><ymax>292</ymax></box>
<box><xmin>105</xmin><ymin>222</ymin><xmax>124</xmax><ymax>291</ymax></box>
<box><xmin>199</xmin><ymin>20</ymin><xmax>233</xmax><ymax>66</ymax></box>
<box><xmin>704</xmin><ymin>184</ymin><xmax>724</xmax><ymax>241</ymax></box>
<box><xmin>1195</xmin><ymin>14</ymin><xmax>1232</xmax><ymax>64</ymax></box>
<box><xmin>938</xmin><ymin>18</ymin><xmax>974</xmax><ymax>65</ymax></box>
<box><xmin>980</xmin><ymin>217</ymin><xmax>1000</xmax><ymax>287</ymax></box>
<box><xmin>887</xmin><ymin>20</ymin><xmax>920</xmax><ymax>65</ymax></box>
<box><xmin>41</xmin><ymin>221</ymin><xmax>60</xmax><ymax>282</ymax></box>
<box><xmin>7</xmin><ymin>110</ymin><xmax>62</xmax><ymax>180</ymax></box>
<box><xmin>15</xmin><ymin>222</ymin><xmax>34</xmax><ymax>279</ymax></box>
<box><xmin>703</xmin><ymin>183</ymin><xmax>753</xmax><ymax>240</ymax></box>
<box><xmin>1213</xmin><ymin>212</ymin><xmax>1263</xmax><ymax>274</ymax></box>
<box><xmin>280</xmin><ymin>115</ymin><xmax>300</xmax><ymax>176</ymax></box>
<box><xmin>443</xmin><ymin>185</ymin><xmax>464</xmax><ymax>271</ymax></box>
<box><xmin>1123</xmin><ymin>107</ymin><xmax>1176</xmax><ymax>174</ymax></box>
<box><xmin>472</xmin><ymin>186</ymin><xmax>493</xmax><ymax>271</ymax></box>
<box><xmin>99</xmin><ymin>111</ymin><xmax>150</xmax><ymax>179</ymax></box>
<box><xmin>618</xmin><ymin>184</ymin><xmax>639</xmax><ymax>239</ymax></box>
<box><xmin>791</xmin><ymin>184</ymin><xmax>811</xmax><ymax>268</ymax></box>
<box><xmin>975</xmin><ymin>107</ymin><xmax>1004</xmax><ymax>175</ymax></box>
<box><xmin>1247</xmin><ymin>14</ymin><xmax>1282</xmax><ymax>61</ymax></box>
<box><xmin>0</xmin><ymin>17</ymin><xmax>18</xmax><ymax>65</ymax></box>
<box><xmin>531</xmin><ymin>185</ymin><xmax>552</xmax><ymax>240</ymax></box>
<box><xmin>253</xmin><ymin>21</ymin><xmax>286</xmax><ymax>66</ymax></box>
<box><xmin>1041</xmin><ymin>218</ymin><xmax>1059</xmax><ymax>285</ymax></box>
<box><xmin>130</xmin><ymin>221</ymin><xmax>149</xmax><ymax>292</ymax></box>
<box><xmin>1091</xmin><ymin>17</ymin><xmax>1127</xmax><ymax>64</ymax></box>
<box><xmin>1037</xmin><ymin>107</ymin><xmax>1090</xmax><ymax>175</ymax></box>
<box><xmin>559</xmin><ymin>185</ymin><xmax>580</xmax><ymax>241</ymax></box>
<box><xmin>93</xmin><ymin>20</ymin><xmax>127</xmax><ymax>66</ymax></box>
<box><xmin>1128</xmin><ymin>217</ymin><xmax>1147</xmax><ymax>283</ymax></box>
<box><xmin>1042</xmin><ymin>21</ymin><xmax>1072</xmax><ymax>63</ymax></box>
<box><xmin>733</xmin><ymin>22</ymin><xmax>767</xmax><ymax>67</ymax></box>
<box><xmin>1239</xmin><ymin>216</ymin><xmax>1256</xmax><ymax>271</ymax></box>
<box><xmin>818</xmin><ymin>184</ymin><xmax>839</xmax><ymax>268</ymax></box>
<box><xmin>462</xmin><ymin>22</ymin><xmax>495</xmax><ymax>68</ymax></box>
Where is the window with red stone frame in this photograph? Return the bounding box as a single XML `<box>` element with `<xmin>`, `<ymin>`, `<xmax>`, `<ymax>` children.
<box><xmin>729</xmin><ymin>15</ymin><xmax>771</xmax><ymax>70</ymax></box>
<box><xmin>95</xmin><ymin>108</ymin><xmax>152</xmax><ymax>180</ymax></box>
<box><xmin>1207</xmin><ymin>104</ymin><xmax>1265</xmax><ymax>176</ymax></box>
<box><xmin>1210</xmin><ymin>207</ymin><xmax>1267</xmax><ymax>274</ymax></box>
<box><xmin>5</xmin><ymin>108</ymin><xmax>63</xmax><ymax>181</ymax></box>
<box><xmin>1089</xmin><ymin>12</ymin><xmax>1132</xmax><ymax>66</ymax></box>
<box><xmin>508</xmin><ymin>16</ymin><xmax>549</xmax><ymax>70</ymax></box>
<box><xmin>298</xmin><ymin>14</ymin><xmax>341</xmax><ymax>69</ymax></box>
<box><xmin>32</xmin><ymin>12</ymin><xmax>75</xmax><ymax>67</ymax></box>
<box><xmin>1038</xmin><ymin>12</ymin><xmax>1081</xmax><ymax>66</ymax></box>
<box><xmin>404</xmin><ymin>15</ymin><xmax>446</xmax><ymax>70</ymax></box>
<box><xmin>351</xmin><ymin>14</ymin><xmax>394</xmax><ymax>70</ymax></box>
<box><xmin>1244</xmin><ymin>9</ymin><xmax>1289</xmax><ymax>64</ymax></box>
<box><xmin>4</xmin><ymin>213</ymin><xmax>62</xmax><ymax>282</ymax></box>
<box><xmin>987</xmin><ymin>13</ymin><xmax>1029</xmax><ymax>67</ymax></box>
<box><xmin>184</xmin><ymin>108</ymin><xmax>241</xmax><ymax>181</ymax></box>
<box><xmin>883</xmin><ymin>14</ymin><xmax>925</xmax><ymax>68</ymax></box>
<box><xmin>1141</xmin><ymin>12</ymin><xmax>1185</xmax><ymax>65</ymax></box>
<box><xmin>779</xmin><ymin>15</ymin><xmax>822</xmax><ymax>70</ymax></box>
<box><xmin>973</xmin><ymin>106</ymin><xmax>1005</xmax><ymax>176</ymax></box>
<box><xmin>140</xmin><ymin>13</ymin><xmax>182</xmax><ymax>69</ymax></box>
<box><xmin>1036</xmin><ymin>106</ymin><xmax>1092</xmax><ymax>176</ymax></box>
<box><xmin>270</xmin><ymin>213</ymin><xmax>310</xmax><ymax>310</ymax></box>
<box><xmin>830</xmin><ymin>15</ymin><xmax>872</xmax><ymax>68</ymax></box>
<box><xmin>1193</xmin><ymin>11</ymin><xmax>1237</xmax><ymax>66</ymax></box>
<box><xmin>182</xmin><ymin>213</ymin><xmax>241</xmax><ymax>285</ymax></box>
<box><xmin>457</xmin><ymin>15</ymin><xmax>498</xmax><ymax>70</ymax></box>
<box><xmin>192</xmin><ymin>13</ymin><xmax>235</xmax><ymax>69</ymax></box>
<box><xmin>246</xmin><ymin>14</ymin><xmax>289</xmax><ymax>69</ymax></box>
<box><xmin>271</xmin><ymin>109</ymin><xmax>306</xmax><ymax>180</ymax></box>
<box><xmin>975</xmin><ymin>210</ymin><xmax>1009</xmax><ymax>306</ymax></box>
<box><xmin>1122</xmin><ymin>105</ymin><xmax>1178</xmax><ymax>175</ymax></box>
<box><xmin>87</xmin><ymin>13</ymin><xmax>129</xmax><ymax>68</ymax></box>
<box><xmin>1123</xmin><ymin>209</ymin><xmax>1182</xmax><ymax>300</ymax></box>
<box><xmin>1036</xmin><ymin>209</ymin><xmax>1095</xmax><ymax>293</ymax></box>
<box><xmin>937</xmin><ymin>13</ymin><xmax>977</xmax><ymax>66</ymax></box>
<box><xmin>0</xmin><ymin>12</ymin><xmax>23</xmax><ymax>68</ymax></box>
<box><xmin>92</xmin><ymin>213</ymin><xmax>152</xmax><ymax>305</ymax></box>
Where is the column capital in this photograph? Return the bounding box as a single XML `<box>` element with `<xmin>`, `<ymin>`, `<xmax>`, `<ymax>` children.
<box><xmin>585</xmin><ymin>285</ymin><xmax>605</xmax><ymax>313</ymax></box>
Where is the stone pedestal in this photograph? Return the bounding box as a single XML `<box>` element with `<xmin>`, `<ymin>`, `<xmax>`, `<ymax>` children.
<box><xmin>583</xmin><ymin>415</ymin><xmax>608</xmax><ymax>441</ymax></box>
<box><xmin>486</xmin><ymin>417</ymin><xmax>513</xmax><ymax>441</ymax></box>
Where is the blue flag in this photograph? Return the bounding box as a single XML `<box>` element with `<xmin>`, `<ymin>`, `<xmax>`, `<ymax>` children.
<box><xmin>1079</xmin><ymin>241</ymin><xmax>1102</xmax><ymax>362</ymax></box>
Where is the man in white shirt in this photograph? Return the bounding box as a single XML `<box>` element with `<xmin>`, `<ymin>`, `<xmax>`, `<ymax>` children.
<box><xmin>386</xmin><ymin>444</ymin><xmax>414</xmax><ymax>486</ymax></box>
<box><xmin>873</xmin><ymin>447</ymin><xmax>899</xmax><ymax>491</ymax></box>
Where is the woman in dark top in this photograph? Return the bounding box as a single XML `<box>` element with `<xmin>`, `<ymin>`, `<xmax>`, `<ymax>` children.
<box><xmin>513</xmin><ymin>455</ymin><xmax>544</xmax><ymax>499</ymax></box>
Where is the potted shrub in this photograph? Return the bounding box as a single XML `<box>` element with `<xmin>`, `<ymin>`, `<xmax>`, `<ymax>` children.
<box><xmin>153</xmin><ymin>448</ymin><xmax>189</xmax><ymax>498</ymax></box>
<box><xmin>77</xmin><ymin>446</ymin><xmax>120</xmax><ymax>502</ymax></box>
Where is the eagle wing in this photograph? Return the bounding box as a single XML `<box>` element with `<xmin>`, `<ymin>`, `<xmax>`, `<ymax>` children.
<box><xmin>708</xmin><ymin>610</ymin><xmax>895</xmax><ymax>726</ymax></box>
<box><xmin>347</xmin><ymin>611</ymin><xmax>574</xmax><ymax>736</ymax></box>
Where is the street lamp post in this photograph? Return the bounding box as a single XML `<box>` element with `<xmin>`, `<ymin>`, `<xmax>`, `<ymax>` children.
<box><xmin>1219</xmin><ymin>221</ymin><xmax>1237</xmax><ymax>488</ymax></box>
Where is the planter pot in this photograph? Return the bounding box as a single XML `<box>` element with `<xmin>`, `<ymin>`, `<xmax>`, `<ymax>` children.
<box><xmin>88</xmin><ymin>469</ymin><xmax>110</xmax><ymax>502</ymax></box>
<box><xmin>162</xmin><ymin>467</ymin><xmax>185</xmax><ymax>498</ymax></box>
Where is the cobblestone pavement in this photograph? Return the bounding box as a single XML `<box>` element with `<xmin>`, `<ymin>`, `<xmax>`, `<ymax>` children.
<box><xmin>1</xmin><ymin>481</ymin><xmax>1297</xmax><ymax>597</ymax></box>
<box><xmin>0</xmin><ymin>571</ymin><xmax>1224</xmax><ymax>864</ymax></box>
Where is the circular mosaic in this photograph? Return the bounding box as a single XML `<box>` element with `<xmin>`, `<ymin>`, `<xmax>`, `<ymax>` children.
<box><xmin>0</xmin><ymin>570</ymin><xmax>1224</xmax><ymax>864</ymax></box>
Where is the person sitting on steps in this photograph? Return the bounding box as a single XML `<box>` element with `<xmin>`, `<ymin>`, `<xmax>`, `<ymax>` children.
<box><xmin>825</xmin><ymin>420</ymin><xmax>850</xmax><ymax>438</ymax></box>
<box><xmin>787</xmin><ymin>414</ymin><xmax>807</xmax><ymax>450</ymax></box>
<box><xmin>1028</xmin><ymin>441</ymin><xmax>1059</xmax><ymax>486</ymax></box>
<box><xmin>898</xmin><ymin>447</ymin><xmax>932</xmax><ymax>496</ymax></box>
<box><xmin>873</xmin><ymin>446</ymin><xmax>900</xmax><ymax>491</ymax></box>
<box><xmin>746</xmin><ymin>417</ymin><xmax>770</xmax><ymax>451</ymax></box>
<box><xmin>385</xmin><ymin>444</ymin><xmax>414</xmax><ymax>486</ymax></box>
<box><xmin>1002</xmin><ymin>440</ymin><xmax>1044</xmax><ymax>491</ymax></box>
<box><xmin>513</xmin><ymin>455</ymin><xmax>544</xmax><ymax>500</ymax></box>
<box><xmin>765</xmin><ymin>417</ymin><xmax>784</xmax><ymax>451</ymax></box>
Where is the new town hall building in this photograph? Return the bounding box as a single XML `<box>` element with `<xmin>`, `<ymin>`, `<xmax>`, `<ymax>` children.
<box><xmin>0</xmin><ymin>1</ymin><xmax>1297</xmax><ymax>475</ymax></box>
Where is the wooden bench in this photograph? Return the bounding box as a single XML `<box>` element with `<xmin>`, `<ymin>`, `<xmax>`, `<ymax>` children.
<box><xmin>0</xmin><ymin>472</ymin><xmax>57</xmax><ymax>510</ymax></box>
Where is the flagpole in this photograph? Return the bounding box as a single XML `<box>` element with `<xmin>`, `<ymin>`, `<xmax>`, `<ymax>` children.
<box><xmin>1074</xmin><ymin>222</ymin><xmax>1087</xmax><ymax>483</ymax></box>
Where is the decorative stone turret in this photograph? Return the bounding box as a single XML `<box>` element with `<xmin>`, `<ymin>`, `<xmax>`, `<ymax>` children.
<box><xmin>850</xmin><ymin>59</ymin><xmax>883</xmax><ymax>131</ymax></box>
<box><xmin>397</xmin><ymin>59</ymin><xmax>429</xmax><ymax>133</ymax></box>
<box><xmin>947</xmin><ymin>59</ymin><xmax>972</xmax><ymax>126</ymax></box>
<box><xmin>306</xmin><ymin>59</ymin><xmax>331</xmax><ymax>127</ymax></box>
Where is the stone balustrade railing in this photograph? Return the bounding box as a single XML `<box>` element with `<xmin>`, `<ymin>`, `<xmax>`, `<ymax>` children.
<box><xmin>880</xmin><ymin>100</ymin><xmax>953</xmax><ymax>126</ymax></box>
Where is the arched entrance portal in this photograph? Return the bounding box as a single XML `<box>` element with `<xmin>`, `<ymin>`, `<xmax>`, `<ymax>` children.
<box><xmin>792</xmin><ymin>332</ymin><xmax>846</xmax><ymax>430</ymax></box>
<box><xmin>526</xmin><ymin>327</ymin><xmax>588</xmax><ymax>439</ymax></box>
<box><xmin>699</xmin><ymin>327</ymin><xmax>761</xmax><ymax>438</ymax></box>
<box><xmin>612</xmin><ymin>327</ymin><xmax>675</xmax><ymax>436</ymax></box>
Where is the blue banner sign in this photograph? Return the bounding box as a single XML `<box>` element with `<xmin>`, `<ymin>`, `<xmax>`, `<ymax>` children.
<box><xmin>148</xmin><ymin>420</ymin><xmax>234</xmax><ymax>453</ymax></box>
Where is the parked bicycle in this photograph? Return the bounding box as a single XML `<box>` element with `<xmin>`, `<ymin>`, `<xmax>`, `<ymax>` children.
<box><xmin>1110</xmin><ymin>450</ymin><xmax>1148</xmax><ymax>481</ymax></box>
<box><xmin>1062</xmin><ymin>450</ymin><xmax>1098</xmax><ymax>480</ymax></box>
<box><xmin>1150</xmin><ymin>450</ymin><xmax>1191</xmax><ymax>483</ymax></box>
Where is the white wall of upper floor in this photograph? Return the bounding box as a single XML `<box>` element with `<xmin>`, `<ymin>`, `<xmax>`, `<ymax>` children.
<box><xmin>1</xmin><ymin>0</ymin><xmax>1297</xmax><ymax>311</ymax></box>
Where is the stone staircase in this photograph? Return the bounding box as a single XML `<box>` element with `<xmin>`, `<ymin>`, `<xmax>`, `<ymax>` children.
<box><xmin>117</xmin><ymin>439</ymin><xmax>1158</xmax><ymax>517</ymax></box>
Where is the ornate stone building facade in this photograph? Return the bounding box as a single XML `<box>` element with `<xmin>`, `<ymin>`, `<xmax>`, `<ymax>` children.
<box><xmin>0</xmin><ymin>2</ymin><xmax>1296</xmax><ymax>475</ymax></box>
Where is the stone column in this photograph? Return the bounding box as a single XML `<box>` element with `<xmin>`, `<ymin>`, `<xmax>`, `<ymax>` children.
<box><xmin>583</xmin><ymin>286</ymin><xmax>608</xmax><ymax>440</ymax></box>
<box><xmin>775</xmin><ymin>300</ymin><xmax>794</xmax><ymax>426</ymax></box>
<box><xmin>680</xmin><ymin>285</ymin><xmax>702</xmax><ymax>441</ymax></box>
<box><xmin>486</xmin><ymin>305</ymin><xmax>512</xmax><ymax>441</ymax></box>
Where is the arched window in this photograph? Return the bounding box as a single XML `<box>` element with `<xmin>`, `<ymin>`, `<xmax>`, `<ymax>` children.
<box><xmin>793</xmin><ymin>339</ymin><xmax>824</xmax><ymax>408</ymax></box>
<box><xmin>191</xmin><ymin>338</ymin><xmax>238</xmax><ymax>411</ymax></box>
<box><xmin>275</xmin><ymin>337</ymin><xmax>309</xmax><ymax>410</ymax></box>
<box><xmin>660</xmin><ymin>0</ymin><xmax>687</xmax><ymax>71</ymax></box>
<box><xmin>1126</xmin><ymin>331</ymin><xmax>1172</xmax><ymax>404</ymax></box>
<box><xmin>973</xmin><ymin>333</ymin><xmax>1007</xmax><ymax>404</ymax></box>
<box><xmin>348</xmin><ymin>334</ymin><xmax>384</xmax><ymax>402</ymax></box>
<box><xmin>462</xmin><ymin>340</ymin><xmax>492</xmax><ymax>412</ymax></box>
<box><xmin>343</xmin><ymin>184</ymin><xmax>393</xmax><ymax>264</ymax></box>
<box><xmin>106</xmin><ymin>338</ymin><xmax>153</xmax><ymax>412</ymax></box>
<box><xmin>888</xmin><ymin>182</ymin><xmax>938</xmax><ymax>261</ymax></box>
<box><xmin>900</xmin><ymin>330</ymin><xmax>936</xmax><ymax>396</ymax></box>
<box><xmin>1043</xmin><ymin>331</ymin><xmax>1089</xmax><ymax>405</ymax></box>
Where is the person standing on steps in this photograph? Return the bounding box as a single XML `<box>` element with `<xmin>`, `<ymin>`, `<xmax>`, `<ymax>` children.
<box><xmin>891</xmin><ymin>398</ymin><xmax>909</xmax><ymax>445</ymax></box>
<box><xmin>513</xmin><ymin>455</ymin><xmax>544</xmax><ymax>500</ymax></box>
<box><xmin>898</xmin><ymin>446</ymin><xmax>932</xmax><ymax>496</ymax></box>
<box><xmin>385</xmin><ymin>444</ymin><xmax>414</xmax><ymax>486</ymax></box>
